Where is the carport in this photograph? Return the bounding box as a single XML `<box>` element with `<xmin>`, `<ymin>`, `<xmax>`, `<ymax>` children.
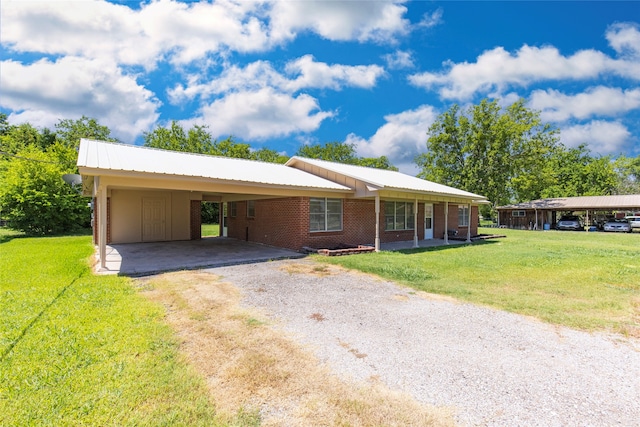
<box><xmin>98</xmin><ymin>237</ymin><xmax>304</xmax><ymax>276</ymax></box>
<box><xmin>497</xmin><ymin>194</ymin><xmax>640</xmax><ymax>230</ymax></box>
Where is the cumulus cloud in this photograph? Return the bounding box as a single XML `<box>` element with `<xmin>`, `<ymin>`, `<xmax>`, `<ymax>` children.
<box><xmin>417</xmin><ymin>8</ymin><xmax>443</xmax><ymax>29</ymax></box>
<box><xmin>185</xmin><ymin>87</ymin><xmax>334</xmax><ymax>140</ymax></box>
<box><xmin>168</xmin><ymin>56</ymin><xmax>385</xmax><ymax>103</ymax></box>
<box><xmin>383</xmin><ymin>50</ymin><xmax>415</xmax><ymax>69</ymax></box>
<box><xmin>606</xmin><ymin>22</ymin><xmax>640</xmax><ymax>57</ymax></box>
<box><xmin>347</xmin><ymin>105</ymin><xmax>438</xmax><ymax>174</ymax></box>
<box><xmin>560</xmin><ymin>120</ymin><xmax>631</xmax><ymax>154</ymax></box>
<box><xmin>0</xmin><ymin>57</ymin><xmax>160</xmax><ymax>141</ymax></box>
<box><xmin>409</xmin><ymin>22</ymin><xmax>640</xmax><ymax>100</ymax></box>
<box><xmin>268</xmin><ymin>0</ymin><xmax>410</xmax><ymax>43</ymax></box>
<box><xmin>530</xmin><ymin>86</ymin><xmax>640</xmax><ymax>122</ymax></box>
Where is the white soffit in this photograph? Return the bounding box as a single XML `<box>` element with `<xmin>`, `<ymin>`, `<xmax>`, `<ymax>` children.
<box><xmin>78</xmin><ymin>139</ymin><xmax>350</xmax><ymax>191</ymax></box>
<box><xmin>286</xmin><ymin>156</ymin><xmax>487</xmax><ymax>200</ymax></box>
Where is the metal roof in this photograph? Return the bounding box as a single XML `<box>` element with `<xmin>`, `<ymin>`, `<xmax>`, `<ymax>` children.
<box><xmin>286</xmin><ymin>156</ymin><xmax>488</xmax><ymax>201</ymax></box>
<box><xmin>497</xmin><ymin>195</ymin><xmax>640</xmax><ymax>210</ymax></box>
<box><xmin>77</xmin><ymin>139</ymin><xmax>350</xmax><ymax>191</ymax></box>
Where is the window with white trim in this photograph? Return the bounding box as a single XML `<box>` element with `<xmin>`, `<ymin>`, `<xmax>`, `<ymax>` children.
<box><xmin>309</xmin><ymin>198</ymin><xmax>342</xmax><ymax>232</ymax></box>
<box><xmin>458</xmin><ymin>205</ymin><xmax>470</xmax><ymax>227</ymax></box>
<box><xmin>384</xmin><ymin>201</ymin><xmax>415</xmax><ymax>231</ymax></box>
<box><xmin>511</xmin><ymin>210</ymin><xmax>526</xmax><ymax>217</ymax></box>
<box><xmin>230</xmin><ymin>202</ymin><xmax>237</xmax><ymax>217</ymax></box>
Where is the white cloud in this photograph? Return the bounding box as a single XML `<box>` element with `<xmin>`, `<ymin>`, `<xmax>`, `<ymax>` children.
<box><xmin>383</xmin><ymin>50</ymin><xmax>415</xmax><ymax>70</ymax></box>
<box><xmin>347</xmin><ymin>105</ymin><xmax>438</xmax><ymax>174</ymax></box>
<box><xmin>409</xmin><ymin>22</ymin><xmax>640</xmax><ymax>100</ymax></box>
<box><xmin>1</xmin><ymin>0</ymin><xmax>410</xmax><ymax>68</ymax></box>
<box><xmin>186</xmin><ymin>87</ymin><xmax>334</xmax><ymax>140</ymax></box>
<box><xmin>268</xmin><ymin>0</ymin><xmax>410</xmax><ymax>43</ymax></box>
<box><xmin>530</xmin><ymin>86</ymin><xmax>640</xmax><ymax>122</ymax></box>
<box><xmin>417</xmin><ymin>8</ymin><xmax>443</xmax><ymax>29</ymax></box>
<box><xmin>0</xmin><ymin>57</ymin><xmax>160</xmax><ymax>141</ymax></box>
<box><xmin>606</xmin><ymin>22</ymin><xmax>640</xmax><ymax>57</ymax></box>
<box><xmin>560</xmin><ymin>120</ymin><xmax>631</xmax><ymax>154</ymax></box>
<box><xmin>168</xmin><ymin>56</ymin><xmax>385</xmax><ymax>104</ymax></box>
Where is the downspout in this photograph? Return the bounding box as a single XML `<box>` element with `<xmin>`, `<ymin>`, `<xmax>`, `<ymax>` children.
<box><xmin>375</xmin><ymin>194</ymin><xmax>380</xmax><ymax>252</ymax></box>
<box><xmin>466</xmin><ymin>202</ymin><xmax>472</xmax><ymax>243</ymax></box>
<box><xmin>413</xmin><ymin>198</ymin><xmax>419</xmax><ymax>248</ymax></box>
<box><xmin>444</xmin><ymin>201</ymin><xmax>449</xmax><ymax>245</ymax></box>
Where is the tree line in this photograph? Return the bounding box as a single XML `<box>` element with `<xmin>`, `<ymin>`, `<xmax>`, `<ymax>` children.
<box><xmin>1</xmin><ymin>99</ymin><xmax>639</xmax><ymax>234</ymax></box>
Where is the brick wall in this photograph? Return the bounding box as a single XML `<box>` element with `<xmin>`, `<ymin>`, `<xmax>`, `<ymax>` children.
<box><xmin>190</xmin><ymin>200</ymin><xmax>201</xmax><ymax>240</ymax></box>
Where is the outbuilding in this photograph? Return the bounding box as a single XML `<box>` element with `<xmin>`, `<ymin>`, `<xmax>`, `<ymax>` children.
<box><xmin>77</xmin><ymin>139</ymin><xmax>488</xmax><ymax>270</ymax></box>
<box><xmin>496</xmin><ymin>195</ymin><xmax>640</xmax><ymax>230</ymax></box>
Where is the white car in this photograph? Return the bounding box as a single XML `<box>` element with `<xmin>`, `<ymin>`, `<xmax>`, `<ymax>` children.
<box><xmin>625</xmin><ymin>216</ymin><xmax>640</xmax><ymax>230</ymax></box>
<box><xmin>603</xmin><ymin>219</ymin><xmax>631</xmax><ymax>233</ymax></box>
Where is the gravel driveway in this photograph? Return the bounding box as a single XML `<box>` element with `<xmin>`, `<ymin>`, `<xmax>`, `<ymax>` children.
<box><xmin>208</xmin><ymin>259</ymin><xmax>640</xmax><ymax>426</ymax></box>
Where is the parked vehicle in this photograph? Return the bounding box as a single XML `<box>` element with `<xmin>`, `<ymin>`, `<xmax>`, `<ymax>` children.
<box><xmin>603</xmin><ymin>218</ymin><xmax>631</xmax><ymax>233</ymax></box>
<box><xmin>556</xmin><ymin>216</ymin><xmax>584</xmax><ymax>231</ymax></box>
<box><xmin>625</xmin><ymin>216</ymin><xmax>640</xmax><ymax>230</ymax></box>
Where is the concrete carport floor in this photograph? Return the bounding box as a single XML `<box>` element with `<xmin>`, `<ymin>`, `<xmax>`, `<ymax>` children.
<box><xmin>95</xmin><ymin>237</ymin><xmax>305</xmax><ymax>276</ymax></box>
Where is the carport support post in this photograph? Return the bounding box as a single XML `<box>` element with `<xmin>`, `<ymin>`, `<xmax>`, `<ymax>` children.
<box><xmin>97</xmin><ymin>179</ymin><xmax>107</xmax><ymax>271</ymax></box>
<box><xmin>444</xmin><ymin>202</ymin><xmax>449</xmax><ymax>245</ymax></box>
<box><xmin>374</xmin><ymin>195</ymin><xmax>380</xmax><ymax>252</ymax></box>
<box><xmin>466</xmin><ymin>203</ymin><xmax>472</xmax><ymax>243</ymax></box>
<box><xmin>413</xmin><ymin>198</ymin><xmax>419</xmax><ymax>248</ymax></box>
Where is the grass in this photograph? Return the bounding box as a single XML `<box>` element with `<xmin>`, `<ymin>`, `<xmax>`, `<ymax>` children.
<box><xmin>202</xmin><ymin>223</ymin><xmax>220</xmax><ymax>237</ymax></box>
<box><xmin>317</xmin><ymin>228</ymin><xmax>640</xmax><ymax>336</ymax></box>
<box><xmin>0</xmin><ymin>229</ymin><xmax>229</xmax><ymax>426</ymax></box>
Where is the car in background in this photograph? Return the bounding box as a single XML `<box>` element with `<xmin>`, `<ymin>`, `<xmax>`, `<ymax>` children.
<box><xmin>603</xmin><ymin>218</ymin><xmax>631</xmax><ymax>233</ymax></box>
<box><xmin>625</xmin><ymin>216</ymin><xmax>640</xmax><ymax>231</ymax></box>
<box><xmin>556</xmin><ymin>215</ymin><xmax>584</xmax><ymax>231</ymax></box>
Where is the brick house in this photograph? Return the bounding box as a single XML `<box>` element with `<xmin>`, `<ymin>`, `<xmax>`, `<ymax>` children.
<box><xmin>78</xmin><ymin>139</ymin><xmax>488</xmax><ymax>270</ymax></box>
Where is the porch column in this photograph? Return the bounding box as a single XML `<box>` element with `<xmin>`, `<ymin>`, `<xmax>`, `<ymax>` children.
<box><xmin>374</xmin><ymin>195</ymin><xmax>380</xmax><ymax>252</ymax></box>
<box><xmin>535</xmin><ymin>208</ymin><xmax>538</xmax><ymax>231</ymax></box>
<box><xmin>444</xmin><ymin>201</ymin><xmax>449</xmax><ymax>245</ymax></box>
<box><xmin>466</xmin><ymin>203</ymin><xmax>472</xmax><ymax>243</ymax></box>
<box><xmin>586</xmin><ymin>210</ymin><xmax>590</xmax><ymax>232</ymax></box>
<box><xmin>413</xmin><ymin>198</ymin><xmax>419</xmax><ymax>248</ymax></box>
<box><xmin>96</xmin><ymin>178</ymin><xmax>107</xmax><ymax>271</ymax></box>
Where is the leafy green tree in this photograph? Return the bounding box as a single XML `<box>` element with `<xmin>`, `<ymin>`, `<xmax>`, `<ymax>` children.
<box><xmin>296</xmin><ymin>141</ymin><xmax>398</xmax><ymax>170</ymax></box>
<box><xmin>252</xmin><ymin>147</ymin><xmax>289</xmax><ymax>164</ymax></box>
<box><xmin>416</xmin><ymin>99</ymin><xmax>560</xmax><ymax>211</ymax></box>
<box><xmin>0</xmin><ymin>145</ymin><xmax>89</xmax><ymax>234</ymax></box>
<box><xmin>55</xmin><ymin>116</ymin><xmax>117</xmax><ymax>150</ymax></box>
<box><xmin>613</xmin><ymin>155</ymin><xmax>640</xmax><ymax>194</ymax></box>
<box><xmin>144</xmin><ymin>121</ymin><xmax>214</xmax><ymax>154</ymax></box>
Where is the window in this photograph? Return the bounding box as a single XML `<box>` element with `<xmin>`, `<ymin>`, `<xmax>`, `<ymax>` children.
<box><xmin>511</xmin><ymin>210</ymin><xmax>526</xmax><ymax>217</ymax></box>
<box><xmin>230</xmin><ymin>202</ymin><xmax>237</xmax><ymax>217</ymax></box>
<box><xmin>247</xmin><ymin>200</ymin><xmax>255</xmax><ymax>218</ymax></box>
<box><xmin>309</xmin><ymin>198</ymin><xmax>342</xmax><ymax>232</ymax></box>
<box><xmin>385</xmin><ymin>201</ymin><xmax>415</xmax><ymax>230</ymax></box>
<box><xmin>458</xmin><ymin>205</ymin><xmax>470</xmax><ymax>227</ymax></box>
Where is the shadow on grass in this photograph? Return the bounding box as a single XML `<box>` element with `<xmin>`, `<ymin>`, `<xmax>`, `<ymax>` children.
<box><xmin>0</xmin><ymin>227</ymin><xmax>92</xmax><ymax>244</ymax></box>
<box><xmin>393</xmin><ymin>238</ymin><xmax>500</xmax><ymax>255</ymax></box>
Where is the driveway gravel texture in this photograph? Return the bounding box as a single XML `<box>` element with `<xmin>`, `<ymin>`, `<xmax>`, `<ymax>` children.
<box><xmin>208</xmin><ymin>259</ymin><xmax>640</xmax><ymax>427</ymax></box>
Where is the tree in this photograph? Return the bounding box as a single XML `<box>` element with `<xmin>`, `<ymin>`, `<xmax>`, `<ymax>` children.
<box><xmin>0</xmin><ymin>144</ymin><xmax>89</xmax><ymax>234</ymax></box>
<box><xmin>144</xmin><ymin>121</ymin><xmax>214</xmax><ymax>154</ymax></box>
<box><xmin>252</xmin><ymin>147</ymin><xmax>288</xmax><ymax>164</ymax></box>
<box><xmin>55</xmin><ymin>116</ymin><xmax>117</xmax><ymax>150</ymax></box>
<box><xmin>416</xmin><ymin>99</ymin><xmax>560</xmax><ymax>212</ymax></box>
<box><xmin>613</xmin><ymin>155</ymin><xmax>640</xmax><ymax>194</ymax></box>
<box><xmin>296</xmin><ymin>141</ymin><xmax>398</xmax><ymax>170</ymax></box>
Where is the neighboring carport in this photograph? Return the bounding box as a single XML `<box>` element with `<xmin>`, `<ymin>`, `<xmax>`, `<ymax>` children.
<box><xmin>496</xmin><ymin>195</ymin><xmax>640</xmax><ymax>230</ymax></box>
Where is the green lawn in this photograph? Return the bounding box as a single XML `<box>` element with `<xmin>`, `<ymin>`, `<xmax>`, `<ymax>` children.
<box><xmin>318</xmin><ymin>228</ymin><xmax>640</xmax><ymax>335</ymax></box>
<box><xmin>0</xmin><ymin>228</ymin><xmax>228</xmax><ymax>426</ymax></box>
<box><xmin>202</xmin><ymin>223</ymin><xmax>220</xmax><ymax>237</ymax></box>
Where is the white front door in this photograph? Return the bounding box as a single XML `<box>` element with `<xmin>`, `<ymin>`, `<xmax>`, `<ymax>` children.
<box><xmin>142</xmin><ymin>197</ymin><xmax>166</xmax><ymax>242</ymax></box>
<box><xmin>424</xmin><ymin>203</ymin><xmax>433</xmax><ymax>239</ymax></box>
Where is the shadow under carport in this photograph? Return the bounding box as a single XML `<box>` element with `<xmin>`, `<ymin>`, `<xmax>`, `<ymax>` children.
<box><xmin>96</xmin><ymin>237</ymin><xmax>305</xmax><ymax>276</ymax></box>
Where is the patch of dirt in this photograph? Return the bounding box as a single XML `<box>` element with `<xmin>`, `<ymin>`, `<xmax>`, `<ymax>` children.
<box><xmin>279</xmin><ymin>263</ymin><xmax>337</xmax><ymax>277</ymax></box>
<box><xmin>137</xmin><ymin>271</ymin><xmax>454</xmax><ymax>427</ymax></box>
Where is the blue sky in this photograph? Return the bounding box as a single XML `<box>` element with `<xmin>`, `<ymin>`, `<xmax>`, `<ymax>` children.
<box><xmin>1</xmin><ymin>1</ymin><xmax>639</xmax><ymax>173</ymax></box>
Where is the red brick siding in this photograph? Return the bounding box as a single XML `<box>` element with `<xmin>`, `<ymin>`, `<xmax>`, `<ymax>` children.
<box><xmin>190</xmin><ymin>200</ymin><xmax>201</xmax><ymax>240</ymax></box>
<box><xmin>227</xmin><ymin>197</ymin><xmax>480</xmax><ymax>251</ymax></box>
